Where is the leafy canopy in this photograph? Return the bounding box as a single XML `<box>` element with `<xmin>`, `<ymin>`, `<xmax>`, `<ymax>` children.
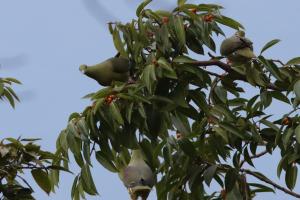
<box><xmin>56</xmin><ymin>0</ymin><xmax>300</xmax><ymax>199</ymax></box>
<box><xmin>0</xmin><ymin>77</ymin><xmax>67</xmax><ymax>199</ymax></box>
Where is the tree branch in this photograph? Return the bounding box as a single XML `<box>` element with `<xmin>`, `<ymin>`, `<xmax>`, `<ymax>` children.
<box><xmin>190</xmin><ymin>60</ymin><xmax>280</xmax><ymax>91</ymax></box>
<box><xmin>239</xmin><ymin>149</ymin><xmax>268</xmax><ymax>167</ymax></box>
<box><xmin>241</xmin><ymin>168</ymin><xmax>300</xmax><ymax>198</ymax></box>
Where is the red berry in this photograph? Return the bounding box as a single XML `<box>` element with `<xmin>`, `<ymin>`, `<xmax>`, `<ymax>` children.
<box><xmin>162</xmin><ymin>17</ymin><xmax>169</xmax><ymax>24</ymax></box>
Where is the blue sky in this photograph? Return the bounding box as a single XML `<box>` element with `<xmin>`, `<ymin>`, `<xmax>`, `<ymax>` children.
<box><xmin>0</xmin><ymin>0</ymin><xmax>299</xmax><ymax>199</ymax></box>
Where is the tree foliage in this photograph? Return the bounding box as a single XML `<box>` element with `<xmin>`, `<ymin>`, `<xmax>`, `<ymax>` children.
<box><xmin>56</xmin><ymin>1</ymin><xmax>300</xmax><ymax>199</ymax></box>
<box><xmin>0</xmin><ymin>77</ymin><xmax>66</xmax><ymax>199</ymax></box>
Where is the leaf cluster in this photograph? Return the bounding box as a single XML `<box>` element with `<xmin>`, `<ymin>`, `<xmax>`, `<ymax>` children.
<box><xmin>57</xmin><ymin>1</ymin><xmax>300</xmax><ymax>199</ymax></box>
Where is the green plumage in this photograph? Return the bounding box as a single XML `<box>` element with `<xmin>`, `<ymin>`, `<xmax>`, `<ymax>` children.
<box><xmin>118</xmin><ymin>150</ymin><xmax>155</xmax><ymax>200</ymax></box>
<box><xmin>220</xmin><ymin>31</ymin><xmax>256</xmax><ymax>64</ymax></box>
<box><xmin>79</xmin><ymin>57</ymin><xmax>130</xmax><ymax>86</ymax></box>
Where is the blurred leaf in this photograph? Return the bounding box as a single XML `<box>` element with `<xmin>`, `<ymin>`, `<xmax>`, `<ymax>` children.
<box><xmin>136</xmin><ymin>0</ymin><xmax>152</xmax><ymax>17</ymax></box>
<box><xmin>285</xmin><ymin>164</ymin><xmax>298</xmax><ymax>190</ymax></box>
<box><xmin>96</xmin><ymin>151</ymin><xmax>118</xmax><ymax>173</ymax></box>
<box><xmin>215</xmin><ymin>15</ymin><xmax>244</xmax><ymax>30</ymax></box>
<box><xmin>260</xmin><ymin>39</ymin><xmax>280</xmax><ymax>54</ymax></box>
<box><xmin>219</xmin><ymin>122</ymin><xmax>245</xmax><ymax>139</ymax></box>
<box><xmin>293</xmin><ymin>80</ymin><xmax>300</xmax><ymax>100</ymax></box>
<box><xmin>31</xmin><ymin>169</ymin><xmax>51</xmax><ymax>194</ymax></box>
<box><xmin>177</xmin><ymin>0</ymin><xmax>187</xmax><ymax>6</ymax></box>
<box><xmin>112</xmin><ymin>27</ymin><xmax>127</xmax><ymax>57</ymax></box>
<box><xmin>178</xmin><ymin>138</ymin><xmax>196</xmax><ymax>157</ymax></box>
<box><xmin>286</xmin><ymin>57</ymin><xmax>300</xmax><ymax>65</ymax></box>
<box><xmin>225</xmin><ymin>168</ymin><xmax>237</xmax><ymax>192</ymax></box>
<box><xmin>249</xmin><ymin>183</ymin><xmax>275</xmax><ymax>193</ymax></box>
<box><xmin>203</xmin><ymin>165</ymin><xmax>217</xmax><ymax>186</ymax></box>
<box><xmin>142</xmin><ymin>64</ymin><xmax>156</xmax><ymax>93</ymax></box>
<box><xmin>295</xmin><ymin>125</ymin><xmax>300</xmax><ymax>144</ymax></box>
<box><xmin>109</xmin><ymin>102</ymin><xmax>124</xmax><ymax>125</ymax></box>
<box><xmin>81</xmin><ymin>164</ymin><xmax>98</xmax><ymax>195</ymax></box>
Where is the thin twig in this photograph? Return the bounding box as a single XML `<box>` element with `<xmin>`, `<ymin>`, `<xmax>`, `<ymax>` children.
<box><xmin>200</xmin><ymin>159</ymin><xmax>300</xmax><ymax>198</ymax></box>
<box><xmin>16</xmin><ymin>174</ymin><xmax>34</xmax><ymax>192</ymax></box>
<box><xmin>205</xmin><ymin>70</ymin><xmax>222</xmax><ymax>77</ymax></box>
<box><xmin>90</xmin><ymin>141</ymin><xmax>96</xmax><ymax>155</ymax></box>
<box><xmin>271</xmin><ymin>59</ymin><xmax>285</xmax><ymax>66</ymax></box>
<box><xmin>239</xmin><ymin>149</ymin><xmax>269</xmax><ymax>167</ymax></box>
<box><xmin>190</xmin><ymin>60</ymin><xmax>280</xmax><ymax>91</ymax></box>
<box><xmin>241</xmin><ymin>168</ymin><xmax>300</xmax><ymax>198</ymax></box>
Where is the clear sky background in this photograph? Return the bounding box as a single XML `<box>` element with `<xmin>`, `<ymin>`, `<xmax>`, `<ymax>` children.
<box><xmin>0</xmin><ymin>0</ymin><xmax>299</xmax><ymax>199</ymax></box>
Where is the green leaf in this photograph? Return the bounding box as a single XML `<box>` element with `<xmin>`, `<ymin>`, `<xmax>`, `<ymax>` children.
<box><xmin>269</xmin><ymin>91</ymin><xmax>290</xmax><ymax>104</ymax></box>
<box><xmin>178</xmin><ymin>138</ymin><xmax>196</xmax><ymax>157</ymax></box>
<box><xmin>260</xmin><ymin>119</ymin><xmax>279</xmax><ymax>132</ymax></box>
<box><xmin>219</xmin><ymin>122</ymin><xmax>245</xmax><ymax>139</ymax></box>
<box><xmin>214</xmin><ymin>86</ymin><xmax>227</xmax><ymax>104</ymax></box>
<box><xmin>4</xmin><ymin>77</ymin><xmax>21</xmax><ymax>84</ymax></box>
<box><xmin>286</xmin><ymin>57</ymin><xmax>300</xmax><ymax>65</ymax></box>
<box><xmin>171</xmin><ymin>112</ymin><xmax>190</xmax><ymax>135</ymax></box>
<box><xmin>173</xmin><ymin>55</ymin><xmax>196</xmax><ymax>63</ymax></box>
<box><xmin>157</xmin><ymin>57</ymin><xmax>177</xmax><ymax>79</ymax></box>
<box><xmin>203</xmin><ymin>165</ymin><xmax>217</xmax><ymax>186</ymax></box>
<box><xmin>295</xmin><ymin>125</ymin><xmax>300</xmax><ymax>144</ymax></box>
<box><xmin>248</xmin><ymin>183</ymin><xmax>275</xmax><ymax>193</ymax></box>
<box><xmin>225</xmin><ymin>168</ymin><xmax>237</xmax><ymax>192</ymax></box>
<box><xmin>177</xmin><ymin>0</ymin><xmax>187</xmax><ymax>6</ymax></box>
<box><xmin>136</xmin><ymin>0</ymin><xmax>152</xmax><ymax>17</ymax></box>
<box><xmin>112</xmin><ymin>27</ymin><xmax>127</xmax><ymax>57</ymax></box>
<box><xmin>109</xmin><ymin>102</ymin><xmax>124</xmax><ymax>125</ymax></box>
<box><xmin>142</xmin><ymin>64</ymin><xmax>156</xmax><ymax>93</ymax></box>
<box><xmin>260</xmin><ymin>39</ymin><xmax>280</xmax><ymax>55</ymax></box>
<box><xmin>31</xmin><ymin>169</ymin><xmax>51</xmax><ymax>194</ymax></box>
<box><xmin>258</xmin><ymin>56</ymin><xmax>283</xmax><ymax>81</ymax></box>
<box><xmin>81</xmin><ymin>164</ymin><xmax>98</xmax><ymax>195</ymax></box>
<box><xmin>71</xmin><ymin>175</ymin><xmax>79</xmax><ymax>199</ymax></box>
<box><xmin>172</xmin><ymin>15</ymin><xmax>186</xmax><ymax>52</ymax></box>
<box><xmin>293</xmin><ymin>79</ymin><xmax>300</xmax><ymax>100</ymax></box>
<box><xmin>96</xmin><ymin>151</ymin><xmax>118</xmax><ymax>173</ymax></box>
<box><xmin>277</xmin><ymin>154</ymin><xmax>288</xmax><ymax>178</ymax></box>
<box><xmin>285</xmin><ymin>164</ymin><xmax>298</xmax><ymax>190</ymax></box>
<box><xmin>3</xmin><ymin>90</ymin><xmax>15</xmax><ymax>108</ymax></box>
<box><xmin>243</xmin><ymin>147</ymin><xmax>254</xmax><ymax>167</ymax></box>
<box><xmin>215</xmin><ymin>15</ymin><xmax>244</xmax><ymax>30</ymax></box>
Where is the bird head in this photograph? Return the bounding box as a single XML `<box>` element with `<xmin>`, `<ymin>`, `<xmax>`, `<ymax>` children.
<box><xmin>235</xmin><ymin>30</ymin><xmax>245</xmax><ymax>37</ymax></box>
<box><xmin>79</xmin><ymin>64</ymin><xmax>88</xmax><ymax>74</ymax></box>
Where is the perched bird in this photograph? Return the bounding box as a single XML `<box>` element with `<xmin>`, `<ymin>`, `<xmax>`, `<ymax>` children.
<box><xmin>79</xmin><ymin>57</ymin><xmax>130</xmax><ymax>86</ymax></box>
<box><xmin>119</xmin><ymin>149</ymin><xmax>155</xmax><ymax>200</ymax></box>
<box><xmin>220</xmin><ymin>31</ymin><xmax>256</xmax><ymax>64</ymax></box>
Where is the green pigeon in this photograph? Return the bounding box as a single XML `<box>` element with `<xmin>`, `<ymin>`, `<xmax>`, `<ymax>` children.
<box><xmin>118</xmin><ymin>150</ymin><xmax>155</xmax><ymax>200</ymax></box>
<box><xmin>79</xmin><ymin>57</ymin><xmax>130</xmax><ymax>86</ymax></box>
<box><xmin>220</xmin><ymin>31</ymin><xmax>256</xmax><ymax>64</ymax></box>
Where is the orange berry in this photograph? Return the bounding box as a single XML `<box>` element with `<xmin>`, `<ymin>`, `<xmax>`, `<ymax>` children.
<box><xmin>189</xmin><ymin>8</ymin><xmax>197</xmax><ymax>14</ymax></box>
<box><xmin>176</xmin><ymin>131</ymin><xmax>183</xmax><ymax>140</ymax></box>
<box><xmin>105</xmin><ymin>94</ymin><xmax>116</xmax><ymax>105</ymax></box>
<box><xmin>220</xmin><ymin>189</ymin><xmax>226</xmax><ymax>199</ymax></box>
<box><xmin>207</xmin><ymin>117</ymin><xmax>216</xmax><ymax>124</ymax></box>
<box><xmin>282</xmin><ymin>117</ymin><xmax>291</xmax><ymax>125</ymax></box>
<box><xmin>162</xmin><ymin>17</ymin><xmax>169</xmax><ymax>24</ymax></box>
<box><xmin>152</xmin><ymin>59</ymin><xmax>158</xmax><ymax>66</ymax></box>
<box><xmin>147</xmin><ymin>31</ymin><xmax>154</xmax><ymax>38</ymax></box>
<box><xmin>203</xmin><ymin>14</ymin><xmax>214</xmax><ymax>22</ymax></box>
<box><xmin>226</xmin><ymin>58</ymin><xmax>232</xmax><ymax>65</ymax></box>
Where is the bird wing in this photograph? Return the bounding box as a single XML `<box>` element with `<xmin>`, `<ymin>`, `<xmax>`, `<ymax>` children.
<box><xmin>111</xmin><ymin>58</ymin><xmax>130</xmax><ymax>73</ymax></box>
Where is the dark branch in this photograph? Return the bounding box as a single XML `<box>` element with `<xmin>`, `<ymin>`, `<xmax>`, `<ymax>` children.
<box><xmin>240</xmin><ymin>150</ymin><xmax>268</xmax><ymax>167</ymax></box>
<box><xmin>190</xmin><ymin>60</ymin><xmax>280</xmax><ymax>91</ymax></box>
<box><xmin>241</xmin><ymin>168</ymin><xmax>300</xmax><ymax>198</ymax></box>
